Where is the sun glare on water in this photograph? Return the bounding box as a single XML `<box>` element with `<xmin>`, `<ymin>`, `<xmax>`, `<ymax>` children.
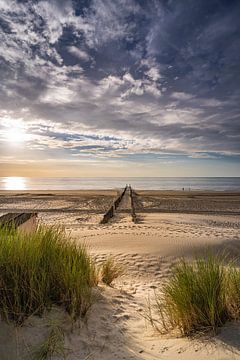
<box><xmin>3</xmin><ymin>177</ymin><xmax>27</xmax><ymax>190</ymax></box>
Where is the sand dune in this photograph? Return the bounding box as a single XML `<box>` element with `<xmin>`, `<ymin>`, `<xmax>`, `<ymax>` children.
<box><xmin>0</xmin><ymin>190</ymin><xmax>240</xmax><ymax>359</ymax></box>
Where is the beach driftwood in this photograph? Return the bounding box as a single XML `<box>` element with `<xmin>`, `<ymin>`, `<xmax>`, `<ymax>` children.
<box><xmin>0</xmin><ymin>213</ymin><xmax>38</xmax><ymax>234</ymax></box>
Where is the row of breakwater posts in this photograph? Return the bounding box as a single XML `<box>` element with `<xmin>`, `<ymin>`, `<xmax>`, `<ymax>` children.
<box><xmin>100</xmin><ymin>185</ymin><xmax>128</xmax><ymax>224</ymax></box>
<box><xmin>113</xmin><ymin>185</ymin><xmax>128</xmax><ymax>210</ymax></box>
<box><xmin>100</xmin><ymin>185</ymin><xmax>137</xmax><ymax>224</ymax></box>
<box><xmin>129</xmin><ymin>186</ymin><xmax>137</xmax><ymax>223</ymax></box>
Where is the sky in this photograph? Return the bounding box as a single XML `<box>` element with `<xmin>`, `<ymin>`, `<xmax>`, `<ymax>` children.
<box><xmin>0</xmin><ymin>0</ymin><xmax>240</xmax><ymax>177</ymax></box>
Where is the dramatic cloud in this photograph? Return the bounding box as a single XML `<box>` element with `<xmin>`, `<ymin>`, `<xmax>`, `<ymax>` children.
<box><xmin>0</xmin><ymin>0</ymin><xmax>239</xmax><ymax>175</ymax></box>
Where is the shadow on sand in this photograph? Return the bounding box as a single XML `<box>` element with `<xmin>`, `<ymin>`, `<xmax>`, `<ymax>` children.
<box><xmin>0</xmin><ymin>288</ymin><xmax>143</xmax><ymax>360</ymax></box>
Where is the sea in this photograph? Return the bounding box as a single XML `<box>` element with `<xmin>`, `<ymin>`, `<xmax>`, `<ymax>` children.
<box><xmin>0</xmin><ymin>177</ymin><xmax>240</xmax><ymax>191</ymax></box>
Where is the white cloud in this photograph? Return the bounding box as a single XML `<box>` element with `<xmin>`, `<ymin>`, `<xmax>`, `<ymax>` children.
<box><xmin>146</xmin><ymin>67</ymin><xmax>161</xmax><ymax>81</ymax></box>
<box><xmin>199</xmin><ymin>99</ymin><xmax>222</xmax><ymax>107</ymax></box>
<box><xmin>189</xmin><ymin>153</ymin><xmax>218</xmax><ymax>159</ymax></box>
<box><xmin>0</xmin><ymin>0</ymin><xmax>239</xmax><ymax>164</ymax></box>
<box><xmin>171</xmin><ymin>92</ymin><xmax>195</xmax><ymax>100</ymax></box>
<box><xmin>67</xmin><ymin>46</ymin><xmax>91</xmax><ymax>61</ymax></box>
<box><xmin>40</xmin><ymin>86</ymin><xmax>74</xmax><ymax>104</ymax></box>
<box><xmin>80</xmin><ymin>0</ymin><xmax>140</xmax><ymax>48</ymax></box>
<box><xmin>94</xmin><ymin>72</ymin><xmax>161</xmax><ymax>99</ymax></box>
<box><xmin>33</xmin><ymin>1</ymin><xmax>79</xmax><ymax>44</ymax></box>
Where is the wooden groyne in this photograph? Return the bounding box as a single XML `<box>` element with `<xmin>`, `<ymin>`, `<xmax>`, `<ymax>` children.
<box><xmin>100</xmin><ymin>185</ymin><xmax>138</xmax><ymax>224</ymax></box>
<box><xmin>113</xmin><ymin>185</ymin><xmax>127</xmax><ymax>210</ymax></box>
<box><xmin>100</xmin><ymin>186</ymin><xmax>128</xmax><ymax>224</ymax></box>
<box><xmin>129</xmin><ymin>186</ymin><xmax>137</xmax><ymax>223</ymax></box>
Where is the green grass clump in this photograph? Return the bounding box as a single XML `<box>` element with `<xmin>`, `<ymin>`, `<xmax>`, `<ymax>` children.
<box><xmin>226</xmin><ymin>267</ymin><xmax>240</xmax><ymax>320</ymax></box>
<box><xmin>0</xmin><ymin>225</ymin><xmax>98</xmax><ymax>324</ymax></box>
<box><xmin>101</xmin><ymin>257</ymin><xmax>124</xmax><ymax>286</ymax></box>
<box><xmin>155</xmin><ymin>254</ymin><xmax>230</xmax><ymax>336</ymax></box>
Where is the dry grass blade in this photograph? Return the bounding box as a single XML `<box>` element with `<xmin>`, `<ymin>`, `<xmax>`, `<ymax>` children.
<box><xmin>101</xmin><ymin>257</ymin><xmax>124</xmax><ymax>286</ymax></box>
<box><xmin>31</xmin><ymin>321</ymin><xmax>66</xmax><ymax>360</ymax></box>
<box><xmin>226</xmin><ymin>267</ymin><xmax>240</xmax><ymax>320</ymax></box>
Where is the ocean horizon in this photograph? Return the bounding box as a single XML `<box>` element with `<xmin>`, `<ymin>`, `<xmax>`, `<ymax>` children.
<box><xmin>0</xmin><ymin>177</ymin><xmax>240</xmax><ymax>191</ymax></box>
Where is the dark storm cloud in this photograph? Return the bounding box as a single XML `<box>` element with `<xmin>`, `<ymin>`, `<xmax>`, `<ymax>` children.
<box><xmin>0</xmin><ymin>0</ymin><xmax>240</xmax><ymax>160</ymax></box>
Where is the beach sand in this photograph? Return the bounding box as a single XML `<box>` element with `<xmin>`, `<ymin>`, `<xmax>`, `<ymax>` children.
<box><xmin>0</xmin><ymin>189</ymin><xmax>240</xmax><ymax>359</ymax></box>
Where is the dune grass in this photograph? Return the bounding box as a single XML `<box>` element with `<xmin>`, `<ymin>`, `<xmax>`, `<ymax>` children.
<box><xmin>0</xmin><ymin>225</ymin><xmax>98</xmax><ymax>324</ymax></box>
<box><xmin>226</xmin><ymin>266</ymin><xmax>240</xmax><ymax>320</ymax></box>
<box><xmin>101</xmin><ymin>257</ymin><xmax>124</xmax><ymax>286</ymax></box>
<box><xmin>31</xmin><ymin>321</ymin><xmax>66</xmax><ymax>360</ymax></box>
<box><xmin>153</xmin><ymin>253</ymin><xmax>240</xmax><ymax>336</ymax></box>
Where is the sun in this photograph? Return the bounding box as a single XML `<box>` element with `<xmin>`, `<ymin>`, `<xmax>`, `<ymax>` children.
<box><xmin>5</xmin><ymin>127</ymin><xmax>27</xmax><ymax>143</ymax></box>
<box><xmin>2</xmin><ymin>119</ymin><xmax>29</xmax><ymax>144</ymax></box>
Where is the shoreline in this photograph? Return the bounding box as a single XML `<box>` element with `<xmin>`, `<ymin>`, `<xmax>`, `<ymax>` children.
<box><xmin>2</xmin><ymin>189</ymin><xmax>239</xmax><ymax>197</ymax></box>
<box><xmin>1</xmin><ymin>189</ymin><xmax>240</xmax><ymax>193</ymax></box>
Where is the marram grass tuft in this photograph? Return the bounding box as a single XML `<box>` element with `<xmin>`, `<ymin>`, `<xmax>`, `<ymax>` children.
<box><xmin>0</xmin><ymin>225</ymin><xmax>98</xmax><ymax>324</ymax></box>
<box><xmin>101</xmin><ymin>257</ymin><xmax>124</xmax><ymax>286</ymax></box>
<box><xmin>152</xmin><ymin>253</ymin><xmax>240</xmax><ymax>336</ymax></box>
